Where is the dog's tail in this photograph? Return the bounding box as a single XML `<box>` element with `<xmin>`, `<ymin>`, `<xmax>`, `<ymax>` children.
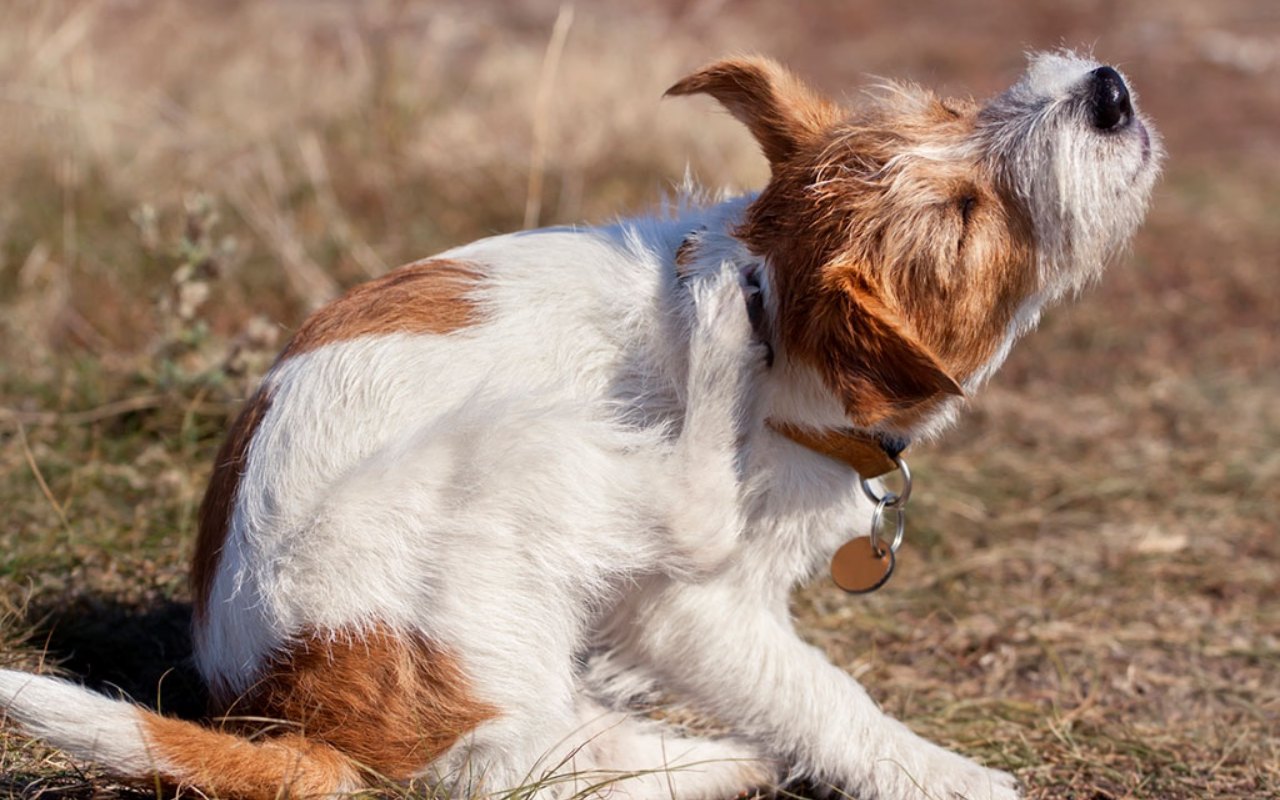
<box><xmin>0</xmin><ymin>668</ymin><xmax>360</xmax><ymax>799</ymax></box>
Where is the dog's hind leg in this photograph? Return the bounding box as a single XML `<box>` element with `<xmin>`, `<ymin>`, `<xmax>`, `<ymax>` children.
<box><xmin>545</xmin><ymin>697</ymin><xmax>776</xmax><ymax>800</ymax></box>
<box><xmin>663</xmin><ymin>264</ymin><xmax>768</xmax><ymax>575</ymax></box>
<box><xmin>429</xmin><ymin>677</ymin><xmax>773</xmax><ymax>800</ymax></box>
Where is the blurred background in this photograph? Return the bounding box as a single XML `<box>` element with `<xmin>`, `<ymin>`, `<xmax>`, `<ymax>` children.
<box><xmin>0</xmin><ymin>1</ymin><xmax>1276</xmax><ymax>798</ymax></box>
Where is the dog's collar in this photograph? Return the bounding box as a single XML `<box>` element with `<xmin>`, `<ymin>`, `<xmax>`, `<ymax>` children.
<box><xmin>673</xmin><ymin>228</ymin><xmax>908</xmax><ymax>481</ymax></box>
<box><xmin>765</xmin><ymin>420</ymin><xmax>907</xmax><ymax>479</ymax></box>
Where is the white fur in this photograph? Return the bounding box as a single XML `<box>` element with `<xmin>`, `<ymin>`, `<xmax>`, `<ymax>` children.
<box><xmin>1</xmin><ymin>52</ymin><xmax>1162</xmax><ymax>800</ymax></box>
<box><xmin>981</xmin><ymin>51</ymin><xmax>1164</xmax><ymax>299</ymax></box>
<box><xmin>0</xmin><ymin>670</ymin><xmax>153</xmax><ymax>771</ymax></box>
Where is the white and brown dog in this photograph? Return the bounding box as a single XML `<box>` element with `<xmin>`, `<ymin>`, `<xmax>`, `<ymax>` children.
<box><xmin>0</xmin><ymin>52</ymin><xmax>1160</xmax><ymax>800</ymax></box>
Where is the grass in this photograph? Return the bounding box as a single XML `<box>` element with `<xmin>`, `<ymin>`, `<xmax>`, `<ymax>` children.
<box><xmin>1</xmin><ymin>0</ymin><xmax>1278</xmax><ymax>798</ymax></box>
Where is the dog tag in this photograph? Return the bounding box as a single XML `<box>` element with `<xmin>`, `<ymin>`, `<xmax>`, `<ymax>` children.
<box><xmin>830</xmin><ymin>537</ymin><xmax>895</xmax><ymax>594</ymax></box>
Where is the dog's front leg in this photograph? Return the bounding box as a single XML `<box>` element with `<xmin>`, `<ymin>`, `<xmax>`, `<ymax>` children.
<box><xmin>619</xmin><ymin>576</ymin><xmax>1020</xmax><ymax>800</ymax></box>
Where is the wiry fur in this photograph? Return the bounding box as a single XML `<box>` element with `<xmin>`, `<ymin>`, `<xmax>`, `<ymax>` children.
<box><xmin>0</xmin><ymin>52</ymin><xmax>1160</xmax><ymax>800</ymax></box>
<box><xmin>980</xmin><ymin>52</ymin><xmax>1161</xmax><ymax>298</ymax></box>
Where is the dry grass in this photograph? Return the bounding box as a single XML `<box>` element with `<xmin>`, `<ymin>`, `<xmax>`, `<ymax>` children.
<box><xmin>1</xmin><ymin>1</ymin><xmax>1277</xmax><ymax>798</ymax></box>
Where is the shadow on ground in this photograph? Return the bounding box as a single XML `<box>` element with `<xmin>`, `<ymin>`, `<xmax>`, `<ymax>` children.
<box><xmin>25</xmin><ymin>594</ymin><xmax>208</xmax><ymax>721</ymax></box>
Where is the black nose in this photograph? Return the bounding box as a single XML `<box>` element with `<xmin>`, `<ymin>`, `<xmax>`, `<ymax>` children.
<box><xmin>1091</xmin><ymin>66</ymin><xmax>1132</xmax><ymax>131</ymax></box>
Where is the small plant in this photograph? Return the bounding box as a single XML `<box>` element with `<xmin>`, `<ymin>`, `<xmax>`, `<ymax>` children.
<box><xmin>131</xmin><ymin>193</ymin><xmax>279</xmax><ymax>401</ymax></box>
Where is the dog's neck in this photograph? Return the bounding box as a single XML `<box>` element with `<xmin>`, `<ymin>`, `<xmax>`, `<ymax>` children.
<box><xmin>672</xmin><ymin>209</ymin><xmax>927</xmax><ymax>477</ymax></box>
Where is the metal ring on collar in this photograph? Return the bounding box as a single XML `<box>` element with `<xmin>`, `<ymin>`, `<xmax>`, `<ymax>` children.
<box><xmin>860</xmin><ymin>454</ymin><xmax>912</xmax><ymax>508</ymax></box>
<box><xmin>868</xmin><ymin>497</ymin><xmax>907</xmax><ymax>556</ymax></box>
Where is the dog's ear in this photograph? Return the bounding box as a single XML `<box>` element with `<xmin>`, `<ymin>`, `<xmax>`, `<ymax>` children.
<box><xmin>794</xmin><ymin>269</ymin><xmax>964</xmax><ymax>428</ymax></box>
<box><xmin>666</xmin><ymin>57</ymin><xmax>840</xmax><ymax>170</ymax></box>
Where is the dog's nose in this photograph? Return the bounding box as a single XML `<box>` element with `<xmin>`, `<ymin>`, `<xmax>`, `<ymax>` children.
<box><xmin>1090</xmin><ymin>66</ymin><xmax>1132</xmax><ymax>131</ymax></box>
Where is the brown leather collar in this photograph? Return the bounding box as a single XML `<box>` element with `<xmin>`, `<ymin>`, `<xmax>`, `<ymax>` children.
<box><xmin>766</xmin><ymin>419</ymin><xmax>905</xmax><ymax>479</ymax></box>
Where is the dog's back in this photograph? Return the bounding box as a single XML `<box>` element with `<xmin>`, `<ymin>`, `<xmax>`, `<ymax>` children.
<box><xmin>193</xmin><ymin>222</ymin><xmax>692</xmax><ymax>692</ymax></box>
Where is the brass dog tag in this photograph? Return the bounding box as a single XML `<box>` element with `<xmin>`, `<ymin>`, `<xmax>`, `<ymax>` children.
<box><xmin>831</xmin><ymin>537</ymin><xmax>895</xmax><ymax>594</ymax></box>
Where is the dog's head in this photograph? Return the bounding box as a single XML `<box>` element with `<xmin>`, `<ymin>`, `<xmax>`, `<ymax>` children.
<box><xmin>669</xmin><ymin>53</ymin><xmax>1162</xmax><ymax>434</ymax></box>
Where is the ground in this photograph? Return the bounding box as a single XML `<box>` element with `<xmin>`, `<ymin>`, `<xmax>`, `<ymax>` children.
<box><xmin>0</xmin><ymin>1</ymin><xmax>1277</xmax><ymax>798</ymax></box>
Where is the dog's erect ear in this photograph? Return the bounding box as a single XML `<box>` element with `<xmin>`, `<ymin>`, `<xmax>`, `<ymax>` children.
<box><xmin>666</xmin><ymin>57</ymin><xmax>840</xmax><ymax>170</ymax></box>
<box><xmin>796</xmin><ymin>271</ymin><xmax>964</xmax><ymax>428</ymax></box>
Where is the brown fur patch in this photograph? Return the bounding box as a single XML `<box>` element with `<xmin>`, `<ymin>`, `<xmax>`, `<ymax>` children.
<box><xmin>667</xmin><ymin>57</ymin><xmax>841</xmax><ymax>170</ymax></box>
<box><xmin>144</xmin><ymin>717</ymin><xmax>358</xmax><ymax>800</ymax></box>
<box><xmin>692</xmin><ymin>63</ymin><xmax>1038</xmax><ymax>428</ymax></box>
<box><xmin>192</xmin><ymin>387</ymin><xmax>273</xmax><ymax>621</ymax></box>
<box><xmin>279</xmin><ymin>259</ymin><xmax>483</xmax><ymax>359</ymax></box>
<box><xmin>216</xmin><ymin>626</ymin><xmax>498</xmax><ymax>782</ymax></box>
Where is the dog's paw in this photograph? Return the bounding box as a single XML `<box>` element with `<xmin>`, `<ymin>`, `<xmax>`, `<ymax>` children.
<box><xmin>931</xmin><ymin>761</ymin><xmax>1019</xmax><ymax>800</ymax></box>
<box><xmin>689</xmin><ymin>264</ymin><xmax>771</xmax><ymax>375</ymax></box>
<box><xmin>870</xmin><ymin>744</ymin><xmax>1021</xmax><ymax>800</ymax></box>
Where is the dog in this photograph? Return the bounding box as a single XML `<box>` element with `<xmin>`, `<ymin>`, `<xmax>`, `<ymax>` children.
<box><xmin>0</xmin><ymin>51</ymin><xmax>1160</xmax><ymax>799</ymax></box>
